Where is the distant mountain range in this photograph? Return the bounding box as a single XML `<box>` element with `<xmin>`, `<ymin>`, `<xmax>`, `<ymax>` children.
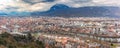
<box><xmin>0</xmin><ymin>4</ymin><xmax>120</xmax><ymax>18</ymax></box>
<box><xmin>0</xmin><ymin>12</ymin><xmax>7</xmax><ymax>16</ymax></box>
<box><xmin>31</xmin><ymin>4</ymin><xmax>120</xmax><ymax>18</ymax></box>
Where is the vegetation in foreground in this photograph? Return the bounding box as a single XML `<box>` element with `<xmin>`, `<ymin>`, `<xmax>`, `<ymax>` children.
<box><xmin>0</xmin><ymin>32</ymin><xmax>44</xmax><ymax>48</ymax></box>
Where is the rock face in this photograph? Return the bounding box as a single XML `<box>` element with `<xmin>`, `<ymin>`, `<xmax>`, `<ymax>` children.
<box><xmin>31</xmin><ymin>4</ymin><xmax>120</xmax><ymax>18</ymax></box>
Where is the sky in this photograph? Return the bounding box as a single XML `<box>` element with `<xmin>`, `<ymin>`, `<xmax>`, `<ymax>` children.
<box><xmin>0</xmin><ymin>0</ymin><xmax>120</xmax><ymax>16</ymax></box>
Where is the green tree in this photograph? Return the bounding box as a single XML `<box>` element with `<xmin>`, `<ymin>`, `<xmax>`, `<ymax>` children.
<box><xmin>27</xmin><ymin>33</ymin><xmax>34</xmax><ymax>41</ymax></box>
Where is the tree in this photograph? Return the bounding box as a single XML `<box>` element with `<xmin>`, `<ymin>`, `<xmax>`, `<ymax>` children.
<box><xmin>27</xmin><ymin>33</ymin><xmax>34</xmax><ymax>41</ymax></box>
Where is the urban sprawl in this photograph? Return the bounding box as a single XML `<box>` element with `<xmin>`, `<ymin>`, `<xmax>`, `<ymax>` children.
<box><xmin>0</xmin><ymin>17</ymin><xmax>120</xmax><ymax>48</ymax></box>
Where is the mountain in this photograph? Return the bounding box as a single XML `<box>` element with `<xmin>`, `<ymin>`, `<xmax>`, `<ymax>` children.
<box><xmin>0</xmin><ymin>12</ymin><xmax>7</xmax><ymax>16</ymax></box>
<box><xmin>31</xmin><ymin>4</ymin><xmax>120</xmax><ymax>18</ymax></box>
<box><xmin>50</xmin><ymin>4</ymin><xmax>70</xmax><ymax>11</ymax></box>
<box><xmin>8</xmin><ymin>11</ymin><xmax>30</xmax><ymax>16</ymax></box>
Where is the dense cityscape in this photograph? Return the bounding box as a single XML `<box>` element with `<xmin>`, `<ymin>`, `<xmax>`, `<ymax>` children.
<box><xmin>1</xmin><ymin>0</ymin><xmax>120</xmax><ymax>48</ymax></box>
<box><xmin>0</xmin><ymin>17</ymin><xmax>120</xmax><ymax>48</ymax></box>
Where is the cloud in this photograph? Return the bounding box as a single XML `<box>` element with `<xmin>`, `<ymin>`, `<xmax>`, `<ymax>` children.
<box><xmin>92</xmin><ymin>0</ymin><xmax>120</xmax><ymax>6</ymax></box>
<box><xmin>0</xmin><ymin>0</ymin><xmax>120</xmax><ymax>12</ymax></box>
<box><xmin>23</xmin><ymin>0</ymin><xmax>55</xmax><ymax>4</ymax></box>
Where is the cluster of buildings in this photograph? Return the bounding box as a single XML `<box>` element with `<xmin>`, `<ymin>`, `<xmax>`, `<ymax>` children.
<box><xmin>35</xmin><ymin>32</ymin><xmax>110</xmax><ymax>48</ymax></box>
<box><xmin>0</xmin><ymin>17</ymin><xmax>120</xmax><ymax>48</ymax></box>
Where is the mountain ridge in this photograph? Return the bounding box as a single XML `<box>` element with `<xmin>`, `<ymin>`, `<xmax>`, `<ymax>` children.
<box><xmin>31</xmin><ymin>4</ymin><xmax>120</xmax><ymax>18</ymax></box>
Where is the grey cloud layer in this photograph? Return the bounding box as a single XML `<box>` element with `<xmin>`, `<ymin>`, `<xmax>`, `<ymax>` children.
<box><xmin>0</xmin><ymin>0</ymin><xmax>120</xmax><ymax>12</ymax></box>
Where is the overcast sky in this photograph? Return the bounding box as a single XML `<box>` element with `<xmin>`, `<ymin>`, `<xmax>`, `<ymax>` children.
<box><xmin>0</xmin><ymin>0</ymin><xmax>120</xmax><ymax>13</ymax></box>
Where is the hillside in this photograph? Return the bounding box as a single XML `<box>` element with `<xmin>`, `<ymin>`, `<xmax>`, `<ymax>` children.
<box><xmin>0</xmin><ymin>32</ymin><xmax>44</xmax><ymax>48</ymax></box>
